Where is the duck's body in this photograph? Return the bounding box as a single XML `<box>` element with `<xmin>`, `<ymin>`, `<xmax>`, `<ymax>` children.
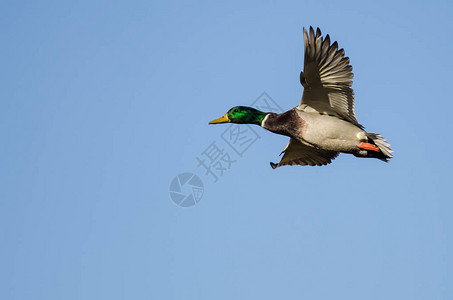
<box><xmin>263</xmin><ymin>108</ymin><xmax>366</xmax><ymax>153</ymax></box>
<box><xmin>261</xmin><ymin>107</ymin><xmax>390</xmax><ymax>168</ymax></box>
<box><xmin>209</xmin><ymin>27</ymin><xmax>393</xmax><ymax>168</ymax></box>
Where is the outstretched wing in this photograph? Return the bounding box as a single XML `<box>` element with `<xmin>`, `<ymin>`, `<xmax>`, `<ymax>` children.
<box><xmin>270</xmin><ymin>138</ymin><xmax>338</xmax><ymax>169</ymax></box>
<box><xmin>299</xmin><ymin>27</ymin><xmax>360</xmax><ymax>126</ymax></box>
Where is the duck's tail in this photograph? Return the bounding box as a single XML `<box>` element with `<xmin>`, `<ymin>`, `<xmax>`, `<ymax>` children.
<box><xmin>366</xmin><ymin>133</ymin><xmax>393</xmax><ymax>161</ymax></box>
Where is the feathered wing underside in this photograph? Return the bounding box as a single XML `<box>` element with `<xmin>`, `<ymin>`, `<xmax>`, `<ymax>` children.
<box><xmin>270</xmin><ymin>138</ymin><xmax>338</xmax><ymax>169</ymax></box>
<box><xmin>299</xmin><ymin>26</ymin><xmax>360</xmax><ymax>126</ymax></box>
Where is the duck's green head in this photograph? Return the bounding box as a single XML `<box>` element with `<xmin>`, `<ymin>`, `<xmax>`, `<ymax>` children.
<box><xmin>209</xmin><ymin>106</ymin><xmax>267</xmax><ymax>125</ymax></box>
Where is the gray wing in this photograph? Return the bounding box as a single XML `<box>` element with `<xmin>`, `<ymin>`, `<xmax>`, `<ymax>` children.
<box><xmin>299</xmin><ymin>27</ymin><xmax>360</xmax><ymax>126</ymax></box>
<box><xmin>270</xmin><ymin>138</ymin><xmax>338</xmax><ymax>169</ymax></box>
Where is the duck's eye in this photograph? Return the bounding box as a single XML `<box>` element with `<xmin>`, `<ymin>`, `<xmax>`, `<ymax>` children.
<box><xmin>234</xmin><ymin>109</ymin><xmax>239</xmax><ymax>113</ymax></box>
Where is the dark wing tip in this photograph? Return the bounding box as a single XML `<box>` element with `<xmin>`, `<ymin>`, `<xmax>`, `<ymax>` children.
<box><xmin>331</xmin><ymin>41</ymin><xmax>338</xmax><ymax>50</ymax></box>
<box><xmin>316</xmin><ymin>27</ymin><xmax>322</xmax><ymax>38</ymax></box>
<box><xmin>270</xmin><ymin>162</ymin><xmax>278</xmax><ymax>169</ymax></box>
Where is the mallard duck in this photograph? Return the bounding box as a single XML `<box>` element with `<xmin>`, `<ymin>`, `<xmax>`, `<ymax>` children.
<box><xmin>209</xmin><ymin>27</ymin><xmax>393</xmax><ymax>168</ymax></box>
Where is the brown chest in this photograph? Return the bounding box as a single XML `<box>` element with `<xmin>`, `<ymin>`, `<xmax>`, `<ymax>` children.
<box><xmin>262</xmin><ymin>109</ymin><xmax>306</xmax><ymax>138</ymax></box>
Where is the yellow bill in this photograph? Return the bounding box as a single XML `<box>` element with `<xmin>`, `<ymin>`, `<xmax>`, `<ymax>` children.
<box><xmin>209</xmin><ymin>113</ymin><xmax>230</xmax><ymax>124</ymax></box>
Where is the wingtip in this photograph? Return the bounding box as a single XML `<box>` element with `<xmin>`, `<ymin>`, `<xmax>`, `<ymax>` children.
<box><xmin>304</xmin><ymin>26</ymin><xmax>322</xmax><ymax>36</ymax></box>
<box><xmin>331</xmin><ymin>41</ymin><xmax>338</xmax><ymax>50</ymax></box>
<box><xmin>316</xmin><ymin>27</ymin><xmax>322</xmax><ymax>38</ymax></box>
<box><xmin>270</xmin><ymin>162</ymin><xmax>278</xmax><ymax>169</ymax></box>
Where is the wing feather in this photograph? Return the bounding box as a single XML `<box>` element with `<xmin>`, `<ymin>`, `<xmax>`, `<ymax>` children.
<box><xmin>299</xmin><ymin>27</ymin><xmax>360</xmax><ymax>126</ymax></box>
<box><xmin>270</xmin><ymin>138</ymin><xmax>338</xmax><ymax>168</ymax></box>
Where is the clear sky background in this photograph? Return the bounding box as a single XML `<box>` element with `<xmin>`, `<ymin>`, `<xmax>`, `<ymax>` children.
<box><xmin>1</xmin><ymin>0</ymin><xmax>452</xmax><ymax>299</ymax></box>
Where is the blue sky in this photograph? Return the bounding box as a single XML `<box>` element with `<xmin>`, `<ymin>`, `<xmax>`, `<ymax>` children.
<box><xmin>1</xmin><ymin>0</ymin><xmax>452</xmax><ymax>299</ymax></box>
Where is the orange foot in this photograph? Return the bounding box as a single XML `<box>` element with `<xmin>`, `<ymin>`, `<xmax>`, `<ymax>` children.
<box><xmin>358</xmin><ymin>142</ymin><xmax>380</xmax><ymax>152</ymax></box>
